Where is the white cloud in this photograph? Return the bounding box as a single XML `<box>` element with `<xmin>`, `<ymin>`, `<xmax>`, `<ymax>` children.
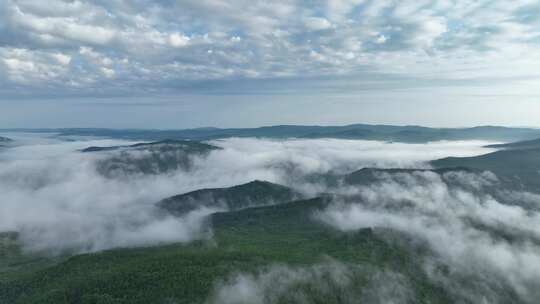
<box><xmin>0</xmin><ymin>135</ymin><xmax>495</xmax><ymax>253</ymax></box>
<box><xmin>51</xmin><ymin>53</ymin><xmax>71</xmax><ymax>65</ymax></box>
<box><xmin>3</xmin><ymin>57</ymin><xmax>35</xmax><ymax>72</ymax></box>
<box><xmin>10</xmin><ymin>4</ymin><xmax>116</xmax><ymax>45</ymax></box>
<box><xmin>304</xmin><ymin>17</ymin><xmax>332</xmax><ymax>31</ymax></box>
<box><xmin>168</xmin><ymin>32</ymin><xmax>191</xmax><ymax>48</ymax></box>
<box><xmin>1</xmin><ymin>0</ymin><xmax>540</xmax><ymax>99</ymax></box>
<box><xmin>326</xmin><ymin>0</ymin><xmax>364</xmax><ymax>22</ymax></box>
<box><xmin>3</xmin><ymin>133</ymin><xmax>539</xmax><ymax>302</ymax></box>
<box><xmin>375</xmin><ymin>34</ymin><xmax>387</xmax><ymax>44</ymax></box>
<box><xmin>100</xmin><ymin>67</ymin><xmax>115</xmax><ymax>78</ymax></box>
<box><xmin>0</xmin><ymin>48</ymin><xmax>71</xmax><ymax>85</ymax></box>
<box><xmin>317</xmin><ymin>170</ymin><xmax>540</xmax><ymax>302</ymax></box>
<box><xmin>414</xmin><ymin>17</ymin><xmax>448</xmax><ymax>48</ymax></box>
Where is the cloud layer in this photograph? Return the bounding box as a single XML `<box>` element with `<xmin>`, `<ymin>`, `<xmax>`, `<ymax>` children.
<box><xmin>3</xmin><ymin>133</ymin><xmax>539</xmax><ymax>302</ymax></box>
<box><xmin>0</xmin><ymin>134</ymin><xmax>495</xmax><ymax>253</ymax></box>
<box><xmin>2</xmin><ymin>0</ymin><xmax>540</xmax><ymax>98</ymax></box>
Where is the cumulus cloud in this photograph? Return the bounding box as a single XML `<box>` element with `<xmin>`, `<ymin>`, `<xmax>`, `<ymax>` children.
<box><xmin>168</xmin><ymin>33</ymin><xmax>191</xmax><ymax>48</ymax></box>
<box><xmin>303</xmin><ymin>17</ymin><xmax>332</xmax><ymax>31</ymax></box>
<box><xmin>0</xmin><ymin>134</ymin><xmax>496</xmax><ymax>253</ymax></box>
<box><xmin>50</xmin><ymin>52</ymin><xmax>71</xmax><ymax>65</ymax></box>
<box><xmin>1</xmin><ymin>0</ymin><xmax>540</xmax><ymax>97</ymax></box>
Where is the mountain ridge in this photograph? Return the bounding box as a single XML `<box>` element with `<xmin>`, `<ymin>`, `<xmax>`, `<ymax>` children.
<box><xmin>157</xmin><ymin>180</ymin><xmax>300</xmax><ymax>216</ymax></box>
<box><xmin>485</xmin><ymin>137</ymin><xmax>540</xmax><ymax>150</ymax></box>
<box><xmin>4</xmin><ymin>124</ymin><xmax>540</xmax><ymax>143</ymax></box>
<box><xmin>431</xmin><ymin>148</ymin><xmax>540</xmax><ymax>192</ymax></box>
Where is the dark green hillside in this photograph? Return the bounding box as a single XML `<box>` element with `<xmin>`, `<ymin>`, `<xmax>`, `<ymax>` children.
<box><xmin>157</xmin><ymin>180</ymin><xmax>300</xmax><ymax>215</ymax></box>
<box><xmin>83</xmin><ymin>140</ymin><xmax>220</xmax><ymax>177</ymax></box>
<box><xmin>342</xmin><ymin>167</ymin><xmax>540</xmax><ymax>210</ymax></box>
<box><xmin>0</xmin><ymin>136</ymin><xmax>12</xmax><ymax>147</ymax></box>
<box><xmin>0</xmin><ymin>232</ymin><xmax>63</xmax><ymax>284</ymax></box>
<box><xmin>0</xmin><ymin>197</ymin><xmax>461</xmax><ymax>304</ymax></box>
<box><xmin>485</xmin><ymin>137</ymin><xmax>540</xmax><ymax>150</ymax></box>
<box><xmin>80</xmin><ymin>139</ymin><xmax>218</xmax><ymax>153</ymax></box>
<box><xmin>343</xmin><ymin>167</ymin><xmax>477</xmax><ymax>185</ymax></box>
<box><xmin>431</xmin><ymin>148</ymin><xmax>540</xmax><ymax>191</ymax></box>
<box><xmin>296</xmin><ymin>167</ymin><xmax>489</xmax><ymax>193</ymax></box>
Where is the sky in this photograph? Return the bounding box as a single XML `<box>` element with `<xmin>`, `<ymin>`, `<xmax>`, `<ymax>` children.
<box><xmin>1</xmin><ymin>0</ymin><xmax>540</xmax><ymax>128</ymax></box>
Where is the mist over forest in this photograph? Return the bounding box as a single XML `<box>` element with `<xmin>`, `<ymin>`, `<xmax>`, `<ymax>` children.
<box><xmin>3</xmin><ymin>0</ymin><xmax>540</xmax><ymax>302</ymax></box>
<box><xmin>2</xmin><ymin>128</ymin><xmax>540</xmax><ymax>303</ymax></box>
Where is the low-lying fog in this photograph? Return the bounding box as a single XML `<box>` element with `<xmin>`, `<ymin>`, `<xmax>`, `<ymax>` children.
<box><xmin>0</xmin><ymin>134</ymin><xmax>498</xmax><ymax>253</ymax></box>
<box><xmin>6</xmin><ymin>134</ymin><xmax>540</xmax><ymax>302</ymax></box>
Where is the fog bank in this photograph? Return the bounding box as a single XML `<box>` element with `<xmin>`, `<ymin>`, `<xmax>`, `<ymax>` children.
<box><xmin>318</xmin><ymin>170</ymin><xmax>540</xmax><ymax>303</ymax></box>
<box><xmin>0</xmin><ymin>134</ymin><xmax>497</xmax><ymax>253</ymax></box>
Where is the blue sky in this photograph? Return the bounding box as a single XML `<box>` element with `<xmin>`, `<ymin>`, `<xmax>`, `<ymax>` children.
<box><xmin>1</xmin><ymin>0</ymin><xmax>540</xmax><ymax>128</ymax></box>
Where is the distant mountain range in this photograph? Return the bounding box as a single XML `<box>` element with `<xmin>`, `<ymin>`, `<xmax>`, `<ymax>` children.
<box><xmin>4</xmin><ymin>124</ymin><xmax>540</xmax><ymax>143</ymax></box>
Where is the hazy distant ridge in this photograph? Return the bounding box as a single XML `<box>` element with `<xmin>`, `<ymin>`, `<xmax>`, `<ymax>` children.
<box><xmin>4</xmin><ymin>124</ymin><xmax>540</xmax><ymax>143</ymax></box>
